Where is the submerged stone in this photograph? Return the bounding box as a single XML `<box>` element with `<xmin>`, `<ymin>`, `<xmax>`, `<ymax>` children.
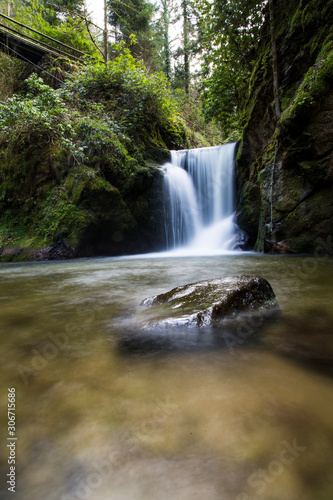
<box><xmin>139</xmin><ymin>275</ymin><xmax>279</xmax><ymax>329</ymax></box>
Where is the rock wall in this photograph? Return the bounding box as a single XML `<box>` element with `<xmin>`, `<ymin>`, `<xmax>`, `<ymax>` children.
<box><xmin>236</xmin><ymin>0</ymin><xmax>333</xmax><ymax>254</ymax></box>
<box><xmin>0</xmin><ymin>156</ymin><xmax>169</xmax><ymax>262</ymax></box>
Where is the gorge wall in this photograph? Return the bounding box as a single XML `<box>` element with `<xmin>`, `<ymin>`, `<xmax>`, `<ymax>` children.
<box><xmin>236</xmin><ymin>0</ymin><xmax>333</xmax><ymax>254</ymax></box>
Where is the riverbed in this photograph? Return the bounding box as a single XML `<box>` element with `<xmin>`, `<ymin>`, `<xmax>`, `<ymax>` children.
<box><xmin>1</xmin><ymin>253</ymin><xmax>333</xmax><ymax>499</ymax></box>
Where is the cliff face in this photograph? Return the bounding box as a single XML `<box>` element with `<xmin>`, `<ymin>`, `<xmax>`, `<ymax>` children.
<box><xmin>0</xmin><ymin>153</ymin><xmax>168</xmax><ymax>262</ymax></box>
<box><xmin>236</xmin><ymin>0</ymin><xmax>333</xmax><ymax>254</ymax></box>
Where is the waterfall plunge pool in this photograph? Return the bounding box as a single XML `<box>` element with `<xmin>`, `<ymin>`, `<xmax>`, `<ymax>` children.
<box><xmin>1</xmin><ymin>252</ymin><xmax>333</xmax><ymax>500</ymax></box>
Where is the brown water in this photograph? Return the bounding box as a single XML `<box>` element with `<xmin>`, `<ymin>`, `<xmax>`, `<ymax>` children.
<box><xmin>0</xmin><ymin>253</ymin><xmax>333</xmax><ymax>500</ymax></box>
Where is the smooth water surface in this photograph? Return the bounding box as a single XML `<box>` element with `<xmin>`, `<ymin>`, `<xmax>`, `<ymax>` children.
<box><xmin>1</xmin><ymin>253</ymin><xmax>333</xmax><ymax>500</ymax></box>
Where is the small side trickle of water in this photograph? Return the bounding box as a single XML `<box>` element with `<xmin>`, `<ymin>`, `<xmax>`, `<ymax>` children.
<box><xmin>163</xmin><ymin>143</ymin><xmax>242</xmax><ymax>253</ymax></box>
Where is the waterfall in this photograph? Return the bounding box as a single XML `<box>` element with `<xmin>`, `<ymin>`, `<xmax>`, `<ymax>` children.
<box><xmin>163</xmin><ymin>142</ymin><xmax>242</xmax><ymax>254</ymax></box>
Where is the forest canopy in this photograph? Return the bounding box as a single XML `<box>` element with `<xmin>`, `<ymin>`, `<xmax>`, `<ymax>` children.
<box><xmin>0</xmin><ymin>0</ymin><xmax>274</xmax><ymax>139</ymax></box>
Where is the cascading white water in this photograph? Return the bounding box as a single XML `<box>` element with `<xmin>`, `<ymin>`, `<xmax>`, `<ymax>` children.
<box><xmin>163</xmin><ymin>142</ymin><xmax>241</xmax><ymax>254</ymax></box>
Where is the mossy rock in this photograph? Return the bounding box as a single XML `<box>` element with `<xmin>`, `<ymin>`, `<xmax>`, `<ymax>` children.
<box><xmin>298</xmin><ymin>157</ymin><xmax>333</xmax><ymax>186</ymax></box>
<box><xmin>237</xmin><ymin>0</ymin><xmax>333</xmax><ymax>253</ymax></box>
<box><xmin>137</xmin><ymin>276</ymin><xmax>280</xmax><ymax>330</ymax></box>
<box><xmin>236</xmin><ymin>181</ymin><xmax>262</xmax><ymax>248</ymax></box>
<box><xmin>276</xmin><ymin>186</ymin><xmax>333</xmax><ymax>253</ymax></box>
<box><xmin>280</xmin><ymin>45</ymin><xmax>333</xmax><ymax>138</ymax></box>
<box><xmin>64</xmin><ymin>167</ymin><xmax>133</xmax><ymax>223</ymax></box>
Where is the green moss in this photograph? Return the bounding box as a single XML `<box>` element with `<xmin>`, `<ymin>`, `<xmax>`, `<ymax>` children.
<box><xmin>298</xmin><ymin>158</ymin><xmax>329</xmax><ymax>185</ymax></box>
<box><xmin>10</xmin><ymin>253</ymin><xmax>31</xmax><ymax>263</ymax></box>
<box><xmin>32</xmin><ymin>185</ymin><xmax>89</xmax><ymax>246</ymax></box>
<box><xmin>311</xmin><ymin>27</ymin><xmax>333</xmax><ymax>56</ymax></box>
<box><xmin>0</xmin><ymin>255</ymin><xmax>15</xmax><ymax>263</ymax></box>
<box><xmin>288</xmin><ymin>0</ymin><xmax>331</xmax><ymax>40</ymax></box>
<box><xmin>254</xmin><ymin>211</ymin><xmax>265</xmax><ymax>253</ymax></box>
<box><xmin>64</xmin><ymin>167</ymin><xmax>114</xmax><ymax>204</ymax></box>
<box><xmin>239</xmin><ymin>182</ymin><xmax>255</xmax><ymax>217</ymax></box>
<box><xmin>257</xmin><ymin>170</ymin><xmax>265</xmax><ymax>185</ymax></box>
<box><xmin>235</xmin><ymin>138</ymin><xmax>243</xmax><ymax>168</ymax></box>
<box><xmin>281</xmin><ymin>45</ymin><xmax>333</xmax><ymax>133</ymax></box>
<box><xmin>288</xmin><ymin>235</ymin><xmax>312</xmax><ymax>253</ymax></box>
<box><xmin>280</xmin><ymin>88</ymin><xmax>296</xmax><ymax>112</ymax></box>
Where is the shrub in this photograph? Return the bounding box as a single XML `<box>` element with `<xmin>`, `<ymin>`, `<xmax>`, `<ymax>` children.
<box><xmin>63</xmin><ymin>44</ymin><xmax>187</xmax><ymax>151</ymax></box>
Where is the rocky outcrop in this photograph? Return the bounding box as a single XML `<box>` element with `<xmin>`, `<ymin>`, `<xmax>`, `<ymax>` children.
<box><xmin>72</xmin><ymin>163</ymin><xmax>167</xmax><ymax>258</ymax></box>
<box><xmin>236</xmin><ymin>0</ymin><xmax>333</xmax><ymax>254</ymax></box>
<box><xmin>138</xmin><ymin>275</ymin><xmax>279</xmax><ymax>329</ymax></box>
<box><xmin>0</xmin><ymin>160</ymin><xmax>168</xmax><ymax>262</ymax></box>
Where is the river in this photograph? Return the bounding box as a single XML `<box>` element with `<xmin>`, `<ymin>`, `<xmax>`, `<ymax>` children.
<box><xmin>1</xmin><ymin>252</ymin><xmax>333</xmax><ymax>499</ymax></box>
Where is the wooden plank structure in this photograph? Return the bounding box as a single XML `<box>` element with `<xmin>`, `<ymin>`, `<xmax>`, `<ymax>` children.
<box><xmin>0</xmin><ymin>13</ymin><xmax>86</xmax><ymax>64</ymax></box>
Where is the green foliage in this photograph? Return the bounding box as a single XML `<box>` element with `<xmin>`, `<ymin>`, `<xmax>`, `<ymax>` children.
<box><xmin>35</xmin><ymin>184</ymin><xmax>87</xmax><ymax>242</ymax></box>
<box><xmin>0</xmin><ymin>53</ymin><xmax>23</xmax><ymax>101</ymax></box>
<box><xmin>42</xmin><ymin>0</ymin><xmax>86</xmax><ymax>21</ymax></box>
<box><xmin>197</xmin><ymin>0</ymin><xmax>266</xmax><ymax>135</ymax></box>
<box><xmin>0</xmin><ymin>45</ymin><xmax>191</xmax><ymax>253</ymax></box>
<box><xmin>173</xmin><ymin>88</ymin><xmax>223</xmax><ymax>146</ymax></box>
<box><xmin>155</xmin><ymin>0</ymin><xmax>174</xmax><ymax>81</ymax></box>
<box><xmin>10</xmin><ymin>0</ymin><xmax>100</xmax><ymax>59</ymax></box>
<box><xmin>172</xmin><ymin>0</ymin><xmax>201</xmax><ymax>94</ymax></box>
<box><xmin>108</xmin><ymin>0</ymin><xmax>160</xmax><ymax>68</ymax></box>
<box><xmin>0</xmin><ymin>48</ymin><xmax>187</xmax><ymax>167</ymax></box>
<box><xmin>0</xmin><ymin>73</ymin><xmax>83</xmax><ymax>161</ymax></box>
<box><xmin>65</xmin><ymin>45</ymin><xmax>187</xmax><ymax>151</ymax></box>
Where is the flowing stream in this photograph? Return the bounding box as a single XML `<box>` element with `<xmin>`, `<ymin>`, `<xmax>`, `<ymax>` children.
<box><xmin>1</xmin><ymin>253</ymin><xmax>333</xmax><ymax>500</ymax></box>
<box><xmin>163</xmin><ymin>143</ymin><xmax>241</xmax><ymax>253</ymax></box>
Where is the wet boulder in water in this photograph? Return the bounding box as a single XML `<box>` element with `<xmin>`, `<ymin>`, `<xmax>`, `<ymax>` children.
<box><xmin>139</xmin><ymin>275</ymin><xmax>279</xmax><ymax>329</ymax></box>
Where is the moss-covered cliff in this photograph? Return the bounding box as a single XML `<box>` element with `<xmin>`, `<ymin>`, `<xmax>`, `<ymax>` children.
<box><xmin>0</xmin><ymin>53</ymin><xmax>197</xmax><ymax>262</ymax></box>
<box><xmin>237</xmin><ymin>0</ymin><xmax>333</xmax><ymax>254</ymax></box>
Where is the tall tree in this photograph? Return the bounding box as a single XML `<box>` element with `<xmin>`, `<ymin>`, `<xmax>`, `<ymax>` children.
<box><xmin>268</xmin><ymin>0</ymin><xmax>281</xmax><ymax>121</ymax></box>
<box><xmin>44</xmin><ymin>0</ymin><xmax>85</xmax><ymax>16</ymax></box>
<box><xmin>182</xmin><ymin>0</ymin><xmax>189</xmax><ymax>93</ymax></box>
<box><xmin>197</xmin><ymin>0</ymin><xmax>266</xmax><ymax>133</ymax></box>
<box><xmin>108</xmin><ymin>0</ymin><xmax>158</xmax><ymax>67</ymax></box>
<box><xmin>157</xmin><ymin>0</ymin><xmax>174</xmax><ymax>80</ymax></box>
<box><xmin>172</xmin><ymin>0</ymin><xmax>200</xmax><ymax>93</ymax></box>
<box><xmin>13</xmin><ymin>0</ymin><xmax>86</xmax><ymax>25</ymax></box>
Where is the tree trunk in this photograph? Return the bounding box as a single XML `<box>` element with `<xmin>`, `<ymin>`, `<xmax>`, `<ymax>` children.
<box><xmin>268</xmin><ymin>0</ymin><xmax>281</xmax><ymax>121</ymax></box>
<box><xmin>104</xmin><ymin>0</ymin><xmax>109</xmax><ymax>63</ymax></box>
<box><xmin>161</xmin><ymin>0</ymin><xmax>171</xmax><ymax>80</ymax></box>
<box><xmin>182</xmin><ymin>0</ymin><xmax>190</xmax><ymax>94</ymax></box>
